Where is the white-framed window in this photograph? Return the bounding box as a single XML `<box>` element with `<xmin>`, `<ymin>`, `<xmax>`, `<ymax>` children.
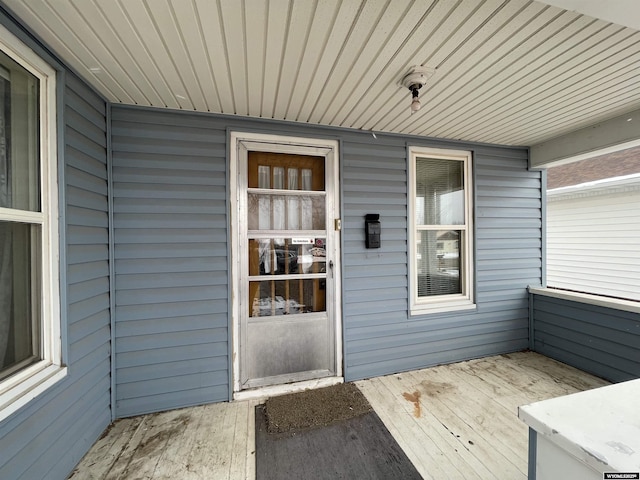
<box><xmin>0</xmin><ymin>24</ymin><xmax>64</xmax><ymax>420</ymax></box>
<box><xmin>408</xmin><ymin>146</ymin><xmax>474</xmax><ymax>315</ymax></box>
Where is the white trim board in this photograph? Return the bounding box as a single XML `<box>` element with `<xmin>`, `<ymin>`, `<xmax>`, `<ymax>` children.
<box><xmin>528</xmin><ymin>286</ymin><xmax>640</xmax><ymax>315</ymax></box>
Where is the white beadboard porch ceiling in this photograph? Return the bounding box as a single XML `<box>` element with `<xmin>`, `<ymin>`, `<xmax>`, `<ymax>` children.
<box><xmin>5</xmin><ymin>0</ymin><xmax>640</xmax><ymax>147</ymax></box>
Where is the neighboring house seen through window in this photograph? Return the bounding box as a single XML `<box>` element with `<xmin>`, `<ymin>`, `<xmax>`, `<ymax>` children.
<box><xmin>0</xmin><ymin>25</ymin><xmax>62</xmax><ymax>419</ymax></box>
<box><xmin>409</xmin><ymin>147</ymin><xmax>474</xmax><ymax>315</ymax></box>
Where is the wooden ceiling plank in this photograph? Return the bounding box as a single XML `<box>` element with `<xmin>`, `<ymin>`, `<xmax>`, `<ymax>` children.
<box><xmin>149</xmin><ymin>0</ymin><xmax>209</xmax><ymax>111</ymax></box>
<box><xmin>286</xmin><ymin>0</ymin><xmax>341</xmax><ymax>121</ymax></box>
<box><xmin>193</xmin><ymin>0</ymin><xmax>235</xmax><ymax>114</ymax></box>
<box><xmin>8</xmin><ymin>0</ymin><xmax>133</xmax><ymax>103</ymax></box>
<box><xmin>219</xmin><ymin>0</ymin><xmax>248</xmax><ymax>115</ymax></box>
<box><xmin>166</xmin><ymin>0</ymin><xmax>219</xmax><ymax>112</ymax></box>
<box><xmin>295</xmin><ymin>0</ymin><xmax>363</xmax><ymax>123</ymax></box>
<box><xmin>476</xmin><ymin>60</ymin><xmax>640</xmax><ymax>144</ymax></box>
<box><xmin>49</xmin><ymin>0</ymin><xmax>139</xmax><ymax>103</ymax></box>
<box><xmin>3</xmin><ymin>0</ymin><xmax>639</xmax><ymax>146</ymax></box>
<box><xmin>465</xmin><ymin>55</ymin><xmax>640</xmax><ymax>145</ymax></box>
<box><xmin>260</xmin><ymin>0</ymin><xmax>290</xmax><ymax>118</ymax></box>
<box><xmin>338</xmin><ymin>0</ymin><xmax>437</xmax><ymax>128</ymax></box>
<box><xmin>243</xmin><ymin>0</ymin><xmax>268</xmax><ymax>117</ymax></box>
<box><xmin>69</xmin><ymin>0</ymin><xmax>164</xmax><ymax>106</ymax></box>
<box><xmin>118</xmin><ymin>0</ymin><xmax>194</xmax><ymax>109</ymax></box>
<box><xmin>364</xmin><ymin>0</ymin><xmax>534</xmax><ymax>133</ymax></box>
<box><xmin>173</xmin><ymin>1</ymin><xmax>223</xmax><ymax>112</ymax></box>
<box><xmin>499</xmin><ymin>91</ymin><xmax>640</xmax><ymax>146</ymax></box>
<box><xmin>421</xmin><ymin>12</ymin><xmax>594</xmax><ymax>138</ymax></box>
<box><xmin>444</xmin><ymin>30</ymin><xmax>640</xmax><ymax>143</ymax></box>
<box><xmin>344</xmin><ymin>0</ymin><xmax>460</xmax><ymax>130</ymax></box>
<box><xmin>307</xmin><ymin>0</ymin><xmax>389</xmax><ymax>125</ymax></box>
<box><xmin>392</xmin><ymin>2</ymin><xmax>561</xmax><ymax>135</ymax></box>
<box><xmin>437</xmin><ymin>23</ymin><xmax>636</xmax><ymax>141</ymax></box>
<box><xmin>90</xmin><ymin>0</ymin><xmax>180</xmax><ymax>109</ymax></box>
<box><xmin>343</xmin><ymin>0</ymin><xmax>508</xmax><ymax>129</ymax></box>
<box><xmin>319</xmin><ymin>0</ymin><xmax>413</xmax><ymax>126</ymax></box>
<box><xmin>495</xmin><ymin>82</ymin><xmax>640</xmax><ymax>145</ymax></box>
<box><xmin>273</xmin><ymin>0</ymin><xmax>317</xmax><ymax>120</ymax></box>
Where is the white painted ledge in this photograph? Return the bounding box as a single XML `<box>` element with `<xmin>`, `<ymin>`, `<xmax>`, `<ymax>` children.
<box><xmin>519</xmin><ymin>378</ymin><xmax>640</xmax><ymax>474</ymax></box>
<box><xmin>529</xmin><ymin>286</ymin><xmax>640</xmax><ymax>315</ymax></box>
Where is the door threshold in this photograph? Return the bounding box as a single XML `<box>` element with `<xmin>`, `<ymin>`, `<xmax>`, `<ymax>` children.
<box><xmin>233</xmin><ymin>376</ymin><xmax>343</xmax><ymax>402</ymax></box>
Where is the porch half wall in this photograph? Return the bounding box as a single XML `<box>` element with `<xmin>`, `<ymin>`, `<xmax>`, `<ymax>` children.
<box><xmin>111</xmin><ymin>106</ymin><xmax>541</xmax><ymax>418</ymax></box>
<box><xmin>530</xmin><ymin>290</ymin><xmax>640</xmax><ymax>382</ymax></box>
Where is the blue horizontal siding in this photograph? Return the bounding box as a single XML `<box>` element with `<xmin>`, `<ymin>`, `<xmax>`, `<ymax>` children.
<box><xmin>341</xmin><ymin>140</ymin><xmax>538</xmax><ymax>381</ymax></box>
<box><xmin>108</xmin><ymin>107</ymin><xmax>539</xmax><ymax>398</ymax></box>
<box><xmin>111</xmin><ymin>108</ymin><xmax>230</xmax><ymax>417</ymax></box>
<box><xmin>532</xmin><ymin>294</ymin><xmax>640</xmax><ymax>382</ymax></box>
<box><xmin>0</xmin><ymin>30</ymin><xmax>111</xmax><ymax>478</ymax></box>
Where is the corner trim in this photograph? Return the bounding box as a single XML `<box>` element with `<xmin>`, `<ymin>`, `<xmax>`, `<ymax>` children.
<box><xmin>106</xmin><ymin>103</ymin><xmax>116</xmax><ymax>421</ymax></box>
<box><xmin>57</xmin><ymin>68</ymin><xmax>68</xmax><ymax>367</ymax></box>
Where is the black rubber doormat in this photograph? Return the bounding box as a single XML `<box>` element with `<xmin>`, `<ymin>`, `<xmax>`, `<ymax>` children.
<box><xmin>255</xmin><ymin>403</ymin><xmax>423</xmax><ymax>479</ymax></box>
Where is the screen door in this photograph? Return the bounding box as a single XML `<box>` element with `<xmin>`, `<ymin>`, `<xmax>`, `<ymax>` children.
<box><xmin>234</xmin><ymin>138</ymin><xmax>339</xmax><ymax>391</ymax></box>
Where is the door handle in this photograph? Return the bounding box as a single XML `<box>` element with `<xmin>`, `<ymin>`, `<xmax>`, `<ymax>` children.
<box><xmin>329</xmin><ymin>260</ymin><xmax>334</xmax><ymax>278</ymax></box>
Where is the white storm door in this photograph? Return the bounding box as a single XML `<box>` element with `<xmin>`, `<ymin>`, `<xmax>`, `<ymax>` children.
<box><xmin>232</xmin><ymin>134</ymin><xmax>341</xmax><ymax>391</ymax></box>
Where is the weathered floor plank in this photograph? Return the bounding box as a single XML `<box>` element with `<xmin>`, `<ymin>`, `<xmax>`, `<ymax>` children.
<box><xmin>69</xmin><ymin>352</ymin><xmax>608</xmax><ymax>480</ymax></box>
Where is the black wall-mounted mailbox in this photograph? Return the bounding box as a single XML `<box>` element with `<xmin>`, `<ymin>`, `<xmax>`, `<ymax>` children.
<box><xmin>365</xmin><ymin>214</ymin><xmax>381</xmax><ymax>249</ymax></box>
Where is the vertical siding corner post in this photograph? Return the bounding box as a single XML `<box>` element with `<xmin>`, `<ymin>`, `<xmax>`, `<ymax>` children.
<box><xmin>226</xmin><ymin>128</ymin><xmax>233</xmax><ymax>402</ymax></box>
<box><xmin>107</xmin><ymin>103</ymin><xmax>116</xmax><ymax>421</ymax></box>
<box><xmin>57</xmin><ymin>69</ymin><xmax>69</xmax><ymax>368</ymax></box>
<box><xmin>540</xmin><ymin>168</ymin><xmax>547</xmax><ymax>289</ymax></box>
<box><xmin>528</xmin><ymin>288</ymin><xmax>535</xmax><ymax>351</ymax></box>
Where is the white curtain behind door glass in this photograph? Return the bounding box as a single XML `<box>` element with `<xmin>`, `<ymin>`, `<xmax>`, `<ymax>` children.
<box><xmin>257</xmin><ymin>165</ymin><xmax>274</xmax><ymax>273</ymax></box>
<box><xmin>272</xmin><ymin>167</ymin><xmax>285</xmax><ymax>273</ymax></box>
<box><xmin>272</xmin><ymin>167</ymin><xmax>285</xmax><ymax>246</ymax></box>
<box><xmin>301</xmin><ymin>169</ymin><xmax>312</xmax><ymax>230</ymax></box>
<box><xmin>287</xmin><ymin>168</ymin><xmax>299</xmax><ymax>229</ymax></box>
<box><xmin>300</xmin><ymin>169</ymin><xmax>313</xmax><ymax>272</ymax></box>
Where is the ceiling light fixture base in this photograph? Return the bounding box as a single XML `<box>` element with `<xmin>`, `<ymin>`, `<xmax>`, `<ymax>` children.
<box><xmin>400</xmin><ymin>65</ymin><xmax>435</xmax><ymax>90</ymax></box>
<box><xmin>400</xmin><ymin>66</ymin><xmax>435</xmax><ymax>113</ymax></box>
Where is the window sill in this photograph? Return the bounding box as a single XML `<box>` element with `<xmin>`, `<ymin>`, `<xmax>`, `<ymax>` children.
<box><xmin>410</xmin><ymin>299</ymin><xmax>476</xmax><ymax>316</ymax></box>
<box><xmin>0</xmin><ymin>363</ymin><xmax>67</xmax><ymax>423</ymax></box>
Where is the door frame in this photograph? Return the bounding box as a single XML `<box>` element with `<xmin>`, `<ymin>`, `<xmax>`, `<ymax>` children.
<box><xmin>229</xmin><ymin>131</ymin><xmax>342</xmax><ymax>398</ymax></box>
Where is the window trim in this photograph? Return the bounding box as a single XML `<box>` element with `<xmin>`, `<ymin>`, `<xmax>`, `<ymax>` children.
<box><xmin>408</xmin><ymin>146</ymin><xmax>475</xmax><ymax>315</ymax></box>
<box><xmin>0</xmin><ymin>23</ymin><xmax>64</xmax><ymax>421</ymax></box>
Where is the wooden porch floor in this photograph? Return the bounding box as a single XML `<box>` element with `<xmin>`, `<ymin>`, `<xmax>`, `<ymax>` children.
<box><xmin>68</xmin><ymin>352</ymin><xmax>609</xmax><ymax>480</ymax></box>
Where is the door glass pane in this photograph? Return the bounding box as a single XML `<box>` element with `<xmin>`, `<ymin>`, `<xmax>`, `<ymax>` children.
<box><xmin>416</xmin><ymin>229</ymin><xmax>462</xmax><ymax>297</ymax></box>
<box><xmin>0</xmin><ymin>221</ymin><xmax>41</xmax><ymax>380</ymax></box>
<box><xmin>258</xmin><ymin>165</ymin><xmax>270</xmax><ymax>189</ymax></box>
<box><xmin>0</xmin><ymin>52</ymin><xmax>40</xmax><ymax>212</ymax></box>
<box><xmin>415</xmin><ymin>157</ymin><xmax>464</xmax><ymax>225</ymax></box>
<box><xmin>302</xmin><ymin>169</ymin><xmax>312</xmax><ymax>190</ymax></box>
<box><xmin>248</xmin><ymin>153</ymin><xmax>324</xmax><ymax>191</ymax></box>
<box><xmin>249</xmin><ymin>279</ymin><xmax>326</xmax><ymax>316</ymax></box>
<box><xmin>287</xmin><ymin>168</ymin><xmax>298</xmax><ymax>190</ymax></box>
<box><xmin>249</xmin><ymin>238</ymin><xmax>326</xmax><ymax>276</ymax></box>
<box><xmin>273</xmin><ymin>167</ymin><xmax>284</xmax><ymax>189</ymax></box>
<box><xmin>248</xmin><ymin>193</ymin><xmax>325</xmax><ymax>230</ymax></box>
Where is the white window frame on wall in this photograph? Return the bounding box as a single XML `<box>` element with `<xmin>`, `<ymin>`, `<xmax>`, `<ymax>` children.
<box><xmin>0</xmin><ymin>24</ymin><xmax>65</xmax><ymax>422</ymax></box>
<box><xmin>408</xmin><ymin>146</ymin><xmax>475</xmax><ymax>315</ymax></box>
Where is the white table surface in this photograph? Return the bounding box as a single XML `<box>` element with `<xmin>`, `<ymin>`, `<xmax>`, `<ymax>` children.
<box><xmin>518</xmin><ymin>378</ymin><xmax>640</xmax><ymax>474</ymax></box>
